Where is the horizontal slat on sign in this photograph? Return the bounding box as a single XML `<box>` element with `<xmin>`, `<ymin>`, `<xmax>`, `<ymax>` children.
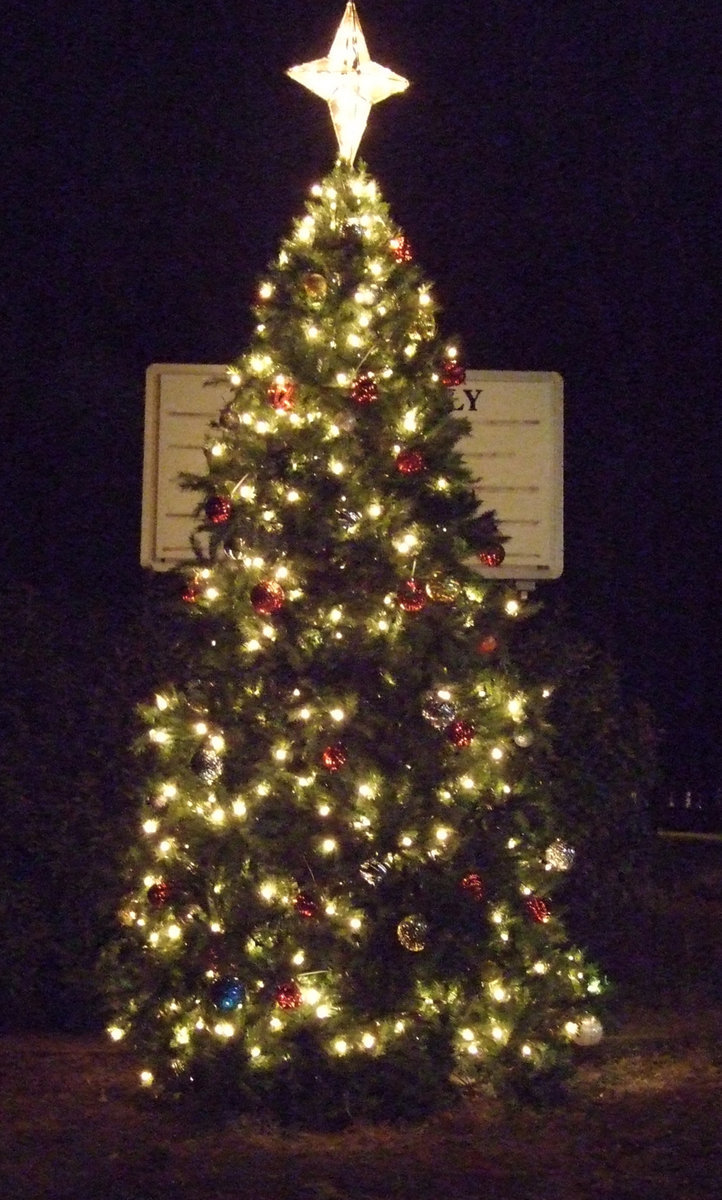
<box><xmin>141</xmin><ymin>365</ymin><xmax>563</xmax><ymax>581</ymax></box>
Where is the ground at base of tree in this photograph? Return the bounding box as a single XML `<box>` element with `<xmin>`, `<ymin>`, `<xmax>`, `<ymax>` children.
<box><xmin>2</xmin><ymin>1000</ymin><xmax>720</xmax><ymax>1200</ymax></box>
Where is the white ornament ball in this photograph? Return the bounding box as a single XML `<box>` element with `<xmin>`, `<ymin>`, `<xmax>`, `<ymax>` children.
<box><xmin>571</xmin><ymin>1015</ymin><xmax>604</xmax><ymax>1047</ymax></box>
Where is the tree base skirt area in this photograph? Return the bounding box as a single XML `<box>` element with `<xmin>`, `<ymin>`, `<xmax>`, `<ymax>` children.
<box><xmin>1</xmin><ymin>1003</ymin><xmax>721</xmax><ymax>1200</ymax></box>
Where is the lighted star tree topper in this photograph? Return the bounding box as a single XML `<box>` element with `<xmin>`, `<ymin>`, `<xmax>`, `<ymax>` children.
<box><xmin>287</xmin><ymin>2</ymin><xmax>408</xmax><ymax>164</ymax></box>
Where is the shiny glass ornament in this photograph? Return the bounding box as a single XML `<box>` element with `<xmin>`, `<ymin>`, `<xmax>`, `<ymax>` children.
<box><xmin>351</xmin><ymin>374</ymin><xmax>378</xmax><ymax>404</ymax></box>
<box><xmin>191</xmin><ymin>746</ymin><xmax>223</xmax><ymax>784</ymax></box>
<box><xmin>422</xmin><ymin>694</ymin><xmax>456</xmax><ymax>729</ymax></box>
<box><xmin>446</xmin><ymin>719</ymin><xmax>475</xmax><ymax>748</ymax></box>
<box><xmin>477</xmin><ymin>544</ymin><xmax>506</xmax><ymax>568</ymax></box>
<box><xmin>204</xmin><ymin>495</ymin><xmax>232</xmax><ymax>524</ymax></box>
<box><xmin>395</xmin><ymin>449</ymin><xmax>425</xmax><ymax>475</ymax></box>
<box><xmin>321</xmin><ymin>743</ymin><xmax>348</xmax><ymax>771</ymax></box>
<box><xmin>360</xmin><ymin>859</ymin><xmax>388</xmax><ymax>886</ymax></box>
<box><xmin>396</xmin><ymin>579</ymin><xmax>426</xmax><ymax>612</ymax></box>
<box><xmin>397</xmin><ymin>914</ymin><xmax>428</xmax><ymax>952</ymax></box>
<box><xmin>250</xmin><ymin>580</ymin><xmax>285</xmax><ymax>615</ymax></box>
<box><xmin>545</xmin><ymin>840</ymin><xmax>576</xmax><ymax>872</ymax></box>
<box><xmin>275</xmin><ymin>980</ymin><xmax>303</xmax><ymax>1010</ymax></box>
<box><xmin>211</xmin><ymin>976</ymin><xmax>245</xmax><ymax>1012</ymax></box>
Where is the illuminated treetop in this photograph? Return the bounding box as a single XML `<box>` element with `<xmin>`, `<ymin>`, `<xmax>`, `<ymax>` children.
<box><xmin>287</xmin><ymin>2</ymin><xmax>409</xmax><ymax>165</ymax></box>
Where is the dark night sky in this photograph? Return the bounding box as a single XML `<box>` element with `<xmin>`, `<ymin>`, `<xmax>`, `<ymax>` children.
<box><xmin>4</xmin><ymin>1</ymin><xmax>720</xmax><ymax>790</ymax></box>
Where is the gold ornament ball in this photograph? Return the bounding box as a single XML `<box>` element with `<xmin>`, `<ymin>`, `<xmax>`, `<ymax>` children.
<box><xmin>302</xmin><ymin>272</ymin><xmax>328</xmax><ymax>303</ymax></box>
<box><xmin>425</xmin><ymin>573</ymin><xmax>460</xmax><ymax>604</ymax></box>
<box><xmin>397</xmin><ymin>914</ymin><xmax>428</xmax><ymax>952</ymax></box>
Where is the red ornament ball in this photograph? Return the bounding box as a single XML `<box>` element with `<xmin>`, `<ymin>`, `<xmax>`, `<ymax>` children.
<box><xmin>447</xmin><ymin>719</ymin><xmax>475</xmax><ymax>749</ymax></box>
<box><xmin>477</xmin><ymin>544</ymin><xmax>506</xmax><ymax>568</ymax></box>
<box><xmin>181</xmin><ymin>581</ymin><xmax>201</xmax><ymax>603</ymax></box>
<box><xmin>351</xmin><ymin>374</ymin><xmax>378</xmax><ymax>405</ymax></box>
<box><xmin>250</xmin><ymin>580</ymin><xmax>285</xmax><ymax>615</ymax></box>
<box><xmin>461</xmin><ymin>872</ymin><xmax>485</xmax><ymax>900</ymax></box>
<box><xmin>267</xmin><ymin>378</ymin><xmax>296</xmax><ymax>412</ymax></box>
<box><xmin>476</xmin><ymin>634</ymin><xmax>498</xmax><ymax>655</ymax></box>
<box><xmin>396</xmin><ymin>580</ymin><xmax>427</xmax><ymax>613</ymax></box>
<box><xmin>321</xmin><ymin>743</ymin><xmax>348</xmax><ymax>772</ymax></box>
<box><xmin>396</xmin><ymin>449</ymin><xmax>426</xmax><ymax>475</ymax></box>
<box><xmin>275</xmin><ymin>980</ymin><xmax>303</xmax><ymax>1010</ymax></box>
<box><xmin>390</xmin><ymin>234</ymin><xmax>413</xmax><ymax>262</ymax></box>
<box><xmin>526</xmin><ymin>896</ymin><xmax>551</xmax><ymax>924</ymax></box>
<box><xmin>147</xmin><ymin>881</ymin><xmax>173</xmax><ymax>909</ymax></box>
<box><xmin>441</xmin><ymin>360</ymin><xmax>466</xmax><ymax>387</ymax></box>
<box><xmin>293</xmin><ymin>891</ymin><xmax>318</xmax><ymax>919</ymax></box>
<box><xmin>205</xmin><ymin>495</ymin><xmax>232</xmax><ymax>525</ymax></box>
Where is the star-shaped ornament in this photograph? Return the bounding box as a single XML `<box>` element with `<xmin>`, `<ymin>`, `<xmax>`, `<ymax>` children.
<box><xmin>287</xmin><ymin>2</ymin><xmax>409</xmax><ymax>165</ymax></box>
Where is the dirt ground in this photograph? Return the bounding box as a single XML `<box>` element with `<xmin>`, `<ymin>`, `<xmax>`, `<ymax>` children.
<box><xmin>1</xmin><ymin>1000</ymin><xmax>720</xmax><ymax>1200</ymax></box>
<box><xmin>3</xmin><ymin>837</ymin><xmax>721</xmax><ymax>1200</ymax></box>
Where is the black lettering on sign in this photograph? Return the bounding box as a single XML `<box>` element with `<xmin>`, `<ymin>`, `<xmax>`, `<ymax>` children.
<box><xmin>452</xmin><ymin>388</ymin><xmax>483</xmax><ymax>413</ymax></box>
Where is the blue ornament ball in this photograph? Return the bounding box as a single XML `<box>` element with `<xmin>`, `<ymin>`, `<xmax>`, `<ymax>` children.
<box><xmin>211</xmin><ymin>976</ymin><xmax>246</xmax><ymax>1012</ymax></box>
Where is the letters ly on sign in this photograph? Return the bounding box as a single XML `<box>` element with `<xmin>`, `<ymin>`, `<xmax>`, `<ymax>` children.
<box><xmin>141</xmin><ymin>365</ymin><xmax>563</xmax><ymax>582</ymax></box>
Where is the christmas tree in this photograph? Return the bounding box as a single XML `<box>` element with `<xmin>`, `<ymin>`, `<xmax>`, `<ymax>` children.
<box><xmin>104</xmin><ymin>5</ymin><xmax>604</xmax><ymax>1125</ymax></box>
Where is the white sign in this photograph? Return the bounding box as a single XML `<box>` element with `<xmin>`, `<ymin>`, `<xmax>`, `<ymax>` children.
<box><xmin>141</xmin><ymin>364</ymin><xmax>563</xmax><ymax>581</ymax></box>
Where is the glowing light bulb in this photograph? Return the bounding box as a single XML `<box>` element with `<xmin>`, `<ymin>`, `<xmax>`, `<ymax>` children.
<box><xmin>140</xmin><ymin>1070</ymin><xmax>154</xmax><ymax>1087</ymax></box>
<box><xmin>107</xmin><ymin>1026</ymin><xmax>125</xmax><ymax>1042</ymax></box>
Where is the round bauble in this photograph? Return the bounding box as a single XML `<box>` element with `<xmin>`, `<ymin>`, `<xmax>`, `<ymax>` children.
<box><xmin>293</xmin><ymin>891</ymin><xmax>318</xmax><ymax>919</ymax></box>
<box><xmin>397</xmin><ymin>914</ymin><xmax>429</xmax><ymax>952</ymax></box>
<box><xmin>395</xmin><ymin>449</ymin><xmax>425</xmax><ymax>475</ymax></box>
<box><xmin>570</xmin><ymin>1015</ymin><xmax>604</xmax><ymax>1047</ymax></box>
<box><xmin>338</xmin><ymin>508</ymin><xmax>362</xmax><ymax>533</ymax></box>
<box><xmin>267</xmin><ymin>378</ymin><xmax>296</xmax><ymax>412</ymax></box>
<box><xmin>147</xmin><ymin>881</ymin><xmax>173</xmax><ymax>909</ymax></box>
<box><xmin>526</xmin><ymin>896</ymin><xmax>550</xmax><ymax>924</ymax></box>
<box><xmin>219</xmin><ymin>402</ymin><xmax>242</xmax><ymax>430</ymax></box>
<box><xmin>461</xmin><ymin>872</ymin><xmax>485</xmax><ymax>900</ymax></box>
<box><xmin>191</xmin><ymin>746</ymin><xmax>224</xmax><ymax>784</ymax></box>
<box><xmin>397</xmin><ymin>579</ymin><xmax>427</xmax><ymax>613</ymax></box>
<box><xmin>301</xmin><ymin>272</ymin><xmax>328</xmax><ymax>303</ymax></box>
<box><xmin>446</xmin><ymin>719</ymin><xmax>475</xmax><ymax>749</ymax></box>
<box><xmin>441</xmin><ymin>360</ymin><xmax>466</xmax><ymax>387</ymax></box>
<box><xmin>223</xmin><ymin>536</ymin><xmax>245</xmax><ymax>560</ymax></box>
<box><xmin>422</xmin><ymin>694</ymin><xmax>456</xmax><ymax>729</ymax></box>
<box><xmin>321</xmin><ymin>743</ymin><xmax>348</xmax><ymax>772</ymax></box>
<box><xmin>360</xmin><ymin>859</ymin><xmax>388</xmax><ymax>886</ymax></box>
<box><xmin>275</xmin><ymin>980</ymin><xmax>303</xmax><ymax>1010</ymax></box>
<box><xmin>477</xmin><ymin>544</ymin><xmax>506</xmax><ymax>568</ymax></box>
<box><xmin>545</xmin><ymin>840</ymin><xmax>576</xmax><ymax>872</ymax></box>
<box><xmin>211</xmin><ymin>976</ymin><xmax>245</xmax><ymax>1012</ymax></box>
<box><xmin>476</xmin><ymin>634</ymin><xmax>499</xmax><ymax>656</ymax></box>
<box><xmin>513</xmin><ymin>730</ymin><xmax>534</xmax><ymax>748</ymax></box>
<box><xmin>425</xmin><ymin>573</ymin><xmax>460</xmax><ymax>604</ymax></box>
<box><xmin>205</xmin><ymin>495</ymin><xmax>232</xmax><ymax>525</ymax></box>
<box><xmin>390</xmin><ymin>234</ymin><xmax>413</xmax><ymax>262</ymax></box>
<box><xmin>250</xmin><ymin>580</ymin><xmax>285</xmax><ymax>615</ymax></box>
<box><xmin>351</xmin><ymin>374</ymin><xmax>378</xmax><ymax>405</ymax></box>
